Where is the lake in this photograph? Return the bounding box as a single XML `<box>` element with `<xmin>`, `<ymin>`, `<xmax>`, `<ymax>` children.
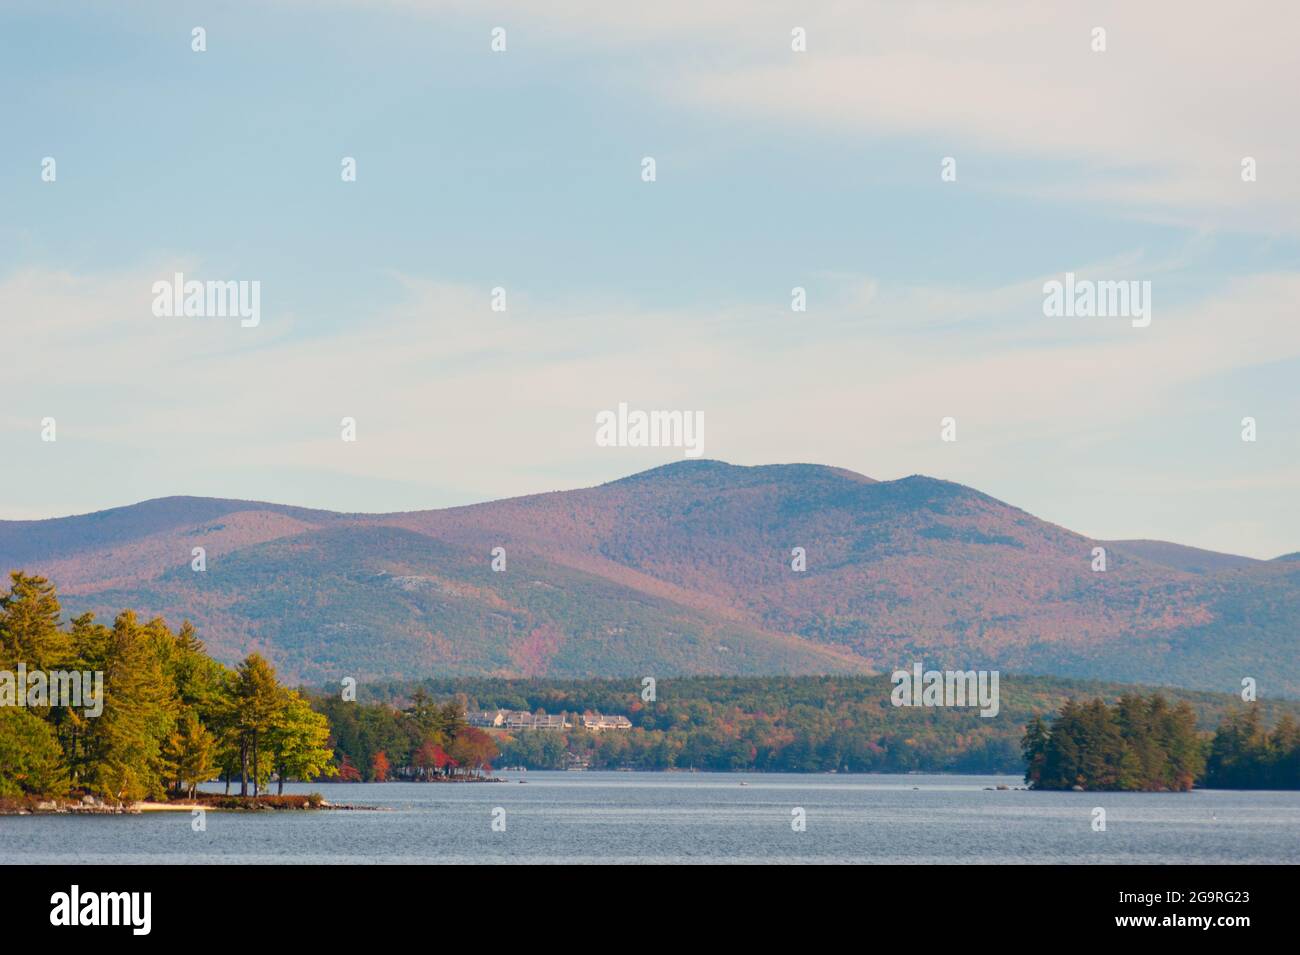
<box><xmin>4</xmin><ymin>772</ymin><xmax>1299</xmax><ymax>864</ymax></box>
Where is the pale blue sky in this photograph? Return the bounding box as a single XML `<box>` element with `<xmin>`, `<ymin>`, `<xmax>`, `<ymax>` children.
<box><xmin>2</xmin><ymin>1</ymin><xmax>1298</xmax><ymax>558</ymax></box>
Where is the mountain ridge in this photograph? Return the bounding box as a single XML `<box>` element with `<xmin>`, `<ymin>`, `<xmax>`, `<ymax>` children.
<box><xmin>2</xmin><ymin>460</ymin><xmax>1295</xmax><ymax>694</ymax></box>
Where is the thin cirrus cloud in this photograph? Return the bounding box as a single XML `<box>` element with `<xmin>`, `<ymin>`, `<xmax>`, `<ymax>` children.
<box><xmin>366</xmin><ymin>0</ymin><xmax>1299</xmax><ymax>228</ymax></box>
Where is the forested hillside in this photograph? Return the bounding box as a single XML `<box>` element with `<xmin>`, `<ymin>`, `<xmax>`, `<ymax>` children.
<box><xmin>4</xmin><ymin>460</ymin><xmax>1297</xmax><ymax>691</ymax></box>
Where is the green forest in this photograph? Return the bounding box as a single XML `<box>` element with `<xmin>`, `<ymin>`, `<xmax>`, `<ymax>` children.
<box><xmin>1203</xmin><ymin>706</ymin><xmax>1300</xmax><ymax>789</ymax></box>
<box><xmin>1021</xmin><ymin>695</ymin><xmax>1203</xmax><ymax>791</ymax></box>
<box><xmin>1022</xmin><ymin>694</ymin><xmax>1300</xmax><ymax>791</ymax></box>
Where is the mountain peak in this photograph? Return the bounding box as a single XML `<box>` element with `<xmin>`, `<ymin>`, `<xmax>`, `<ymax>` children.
<box><xmin>607</xmin><ymin>459</ymin><xmax>877</xmax><ymax>487</ymax></box>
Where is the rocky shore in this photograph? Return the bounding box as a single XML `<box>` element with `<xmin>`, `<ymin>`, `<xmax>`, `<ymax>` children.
<box><xmin>0</xmin><ymin>793</ymin><xmax>381</xmax><ymax>814</ymax></box>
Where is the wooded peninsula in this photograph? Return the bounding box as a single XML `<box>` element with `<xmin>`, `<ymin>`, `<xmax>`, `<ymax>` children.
<box><xmin>0</xmin><ymin>573</ymin><xmax>496</xmax><ymax>807</ymax></box>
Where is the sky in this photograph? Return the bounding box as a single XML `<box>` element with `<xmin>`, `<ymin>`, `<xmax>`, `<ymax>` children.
<box><xmin>1</xmin><ymin>1</ymin><xmax>1297</xmax><ymax>558</ymax></box>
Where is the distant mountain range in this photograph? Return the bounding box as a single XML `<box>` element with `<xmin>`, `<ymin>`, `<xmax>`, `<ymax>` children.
<box><xmin>3</xmin><ymin>461</ymin><xmax>1297</xmax><ymax>695</ymax></box>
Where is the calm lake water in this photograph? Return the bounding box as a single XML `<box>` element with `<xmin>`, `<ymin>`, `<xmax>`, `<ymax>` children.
<box><xmin>5</xmin><ymin>772</ymin><xmax>1299</xmax><ymax>864</ymax></box>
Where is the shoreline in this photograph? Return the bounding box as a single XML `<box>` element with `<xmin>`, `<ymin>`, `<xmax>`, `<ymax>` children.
<box><xmin>1</xmin><ymin>778</ymin><xmax>507</xmax><ymax>816</ymax></box>
<box><xmin>0</xmin><ymin>796</ymin><xmax>385</xmax><ymax>816</ymax></box>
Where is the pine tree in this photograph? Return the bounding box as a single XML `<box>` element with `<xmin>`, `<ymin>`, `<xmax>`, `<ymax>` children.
<box><xmin>1159</xmin><ymin>700</ymin><xmax>1204</xmax><ymax>791</ymax></box>
<box><xmin>1206</xmin><ymin>707</ymin><xmax>1268</xmax><ymax>788</ymax></box>
<box><xmin>235</xmin><ymin>654</ymin><xmax>283</xmax><ymax>797</ymax></box>
<box><xmin>83</xmin><ymin>611</ymin><xmax>177</xmax><ymax>802</ymax></box>
<box><xmin>1117</xmin><ymin>693</ymin><xmax>1160</xmax><ymax>788</ymax></box>
<box><xmin>0</xmin><ymin>707</ymin><xmax>68</xmax><ymax>797</ymax></box>
<box><xmin>164</xmin><ymin>708</ymin><xmax>218</xmax><ymax>798</ymax></box>
<box><xmin>0</xmin><ymin>572</ymin><xmax>68</xmax><ymax>673</ymax></box>
<box><xmin>59</xmin><ymin>612</ymin><xmax>112</xmax><ymax>786</ymax></box>
<box><xmin>1040</xmin><ymin>699</ymin><xmax>1082</xmax><ymax>789</ymax></box>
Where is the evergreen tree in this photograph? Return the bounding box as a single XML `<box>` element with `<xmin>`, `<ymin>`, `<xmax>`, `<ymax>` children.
<box><xmin>163</xmin><ymin>708</ymin><xmax>218</xmax><ymax>798</ymax></box>
<box><xmin>0</xmin><ymin>707</ymin><xmax>68</xmax><ymax>797</ymax></box>
<box><xmin>0</xmin><ymin>572</ymin><xmax>68</xmax><ymax>673</ymax></box>
<box><xmin>234</xmin><ymin>654</ymin><xmax>283</xmax><ymax>797</ymax></box>
<box><xmin>82</xmin><ymin>611</ymin><xmax>177</xmax><ymax>802</ymax></box>
<box><xmin>1206</xmin><ymin>707</ymin><xmax>1274</xmax><ymax>789</ymax></box>
<box><xmin>1158</xmin><ymin>700</ymin><xmax>1204</xmax><ymax>790</ymax></box>
<box><xmin>1026</xmin><ymin>693</ymin><xmax>1205</xmax><ymax>792</ymax></box>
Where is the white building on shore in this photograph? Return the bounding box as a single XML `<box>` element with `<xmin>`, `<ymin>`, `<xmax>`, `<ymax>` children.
<box><xmin>465</xmin><ymin>708</ymin><xmax>632</xmax><ymax>732</ymax></box>
<box><xmin>580</xmin><ymin>712</ymin><xmax>633</xmax><ymax>732</ymax></box>
<box><xmin>466</xmin><ymin>709</ymin><xmax>571</xmax><ymax>731</ymax></box>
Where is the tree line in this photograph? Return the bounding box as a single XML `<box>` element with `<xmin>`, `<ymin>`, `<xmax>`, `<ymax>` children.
<box><xmin>352</xmin><ymin>675</ymin><xmax>1300</xmax><ymax>779</ymax></box>
<box><xmin>311</xmin><ymin>691</ymin><xmax>497</xmax><ymax>782</ymax></box>
<box><xmin>1022</xmin><ymin>693</ymin><xmax>1300</xmax><ymax>791</ymax></box>
<box><xmin>1203</xmin><ymin>706</ymin><xmax>1300</xmax><ymax>789</ymax></box>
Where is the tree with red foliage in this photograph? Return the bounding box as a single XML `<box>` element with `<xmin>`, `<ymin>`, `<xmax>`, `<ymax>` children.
<box><xmin>370</xmin><ymin>750</ymin><xmax>390</xmax><ymax>782</ymax></box>
<box><xmin>413</xmin><ymin>739</ymin><xmax>455</xmax><ymax>779</ymax></box>
<box><xmin>337</xmin><ymin>754</ymin><xmax>363</xmax><ymax>782</ymax></box>
<box><xmin>448</xmin><ymin>726</ymin><xmax>498</xmax><ymax>778</ymax></box>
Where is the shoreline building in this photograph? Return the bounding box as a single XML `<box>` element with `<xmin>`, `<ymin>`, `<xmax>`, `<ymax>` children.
<box><xmin>465</xmin><ymin>709</ymin><xmax>632</xmax><ymax>732</ymax></box>
<box><xmin>580</xmin><ymin>712</ymin><xmax>633</xmax><ymax>732</ymax></box>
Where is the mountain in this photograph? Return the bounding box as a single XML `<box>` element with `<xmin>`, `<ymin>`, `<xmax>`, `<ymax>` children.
<box><xmin>2</xmin><ymin>461</ymin><xmax>1297</xmax><ymax>694</ymax></box>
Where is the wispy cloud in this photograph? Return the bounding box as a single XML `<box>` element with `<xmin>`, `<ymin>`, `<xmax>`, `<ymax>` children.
<box><xmin>4</xmin><ymin>260</ymin><xmax>1297</xmax><ymax>555</ymax></box>
<box><xmin>354</xmin><ymin>0</ymin><xmax>1300</xmax><ymax>230</ymax></box>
